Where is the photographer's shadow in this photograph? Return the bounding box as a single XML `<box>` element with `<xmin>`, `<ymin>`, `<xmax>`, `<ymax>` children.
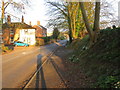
<box><xmin>36</xmin><ymin>54</ymin><xmax>46</xmax><ymax>89</ymax></box>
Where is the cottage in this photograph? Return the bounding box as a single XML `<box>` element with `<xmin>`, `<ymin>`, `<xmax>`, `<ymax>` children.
<box><xmin>33</xmin><ymin>21</ymin><xmax>47</xmax><ymax>38</ymax></box>
<box><xmin>33</xmin><ymin>21</ymin><xmax>47</xmax><ymax>45</ymax></box>
<box><xmin>2</xmin><ymin>15</ymin><xmax>36</xmax><ymax>45</ymax></box>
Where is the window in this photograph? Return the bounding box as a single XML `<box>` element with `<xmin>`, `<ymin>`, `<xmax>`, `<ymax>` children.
<box><xmin>17</xmin><ymin>41</ymin><xmax>23</xmax><ymax>43</ymax></box>
<box><xmin>10</xmin><ymin>30</ymin><xmax>14</xmax><ymax>34</ymax></box>
<box><xmin>0</xmin><ymin>37</ymin><xmax>3</xmax><ymax>43</ymax></box>
<box><xmin>0</xmin><ymin>30</ymin><xmax>2</xmax><ymax>35</ymax></box>
<box><xmin>10</xmin><ymin>37</ymin><xmax>14</xmax><ymax>43</ymax></box>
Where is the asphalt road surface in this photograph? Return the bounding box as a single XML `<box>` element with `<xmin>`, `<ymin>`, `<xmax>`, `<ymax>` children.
<box><xmin>2</xmin><ymin>40</ymin><xmax>67</xmax><ymax>88</ymax></box>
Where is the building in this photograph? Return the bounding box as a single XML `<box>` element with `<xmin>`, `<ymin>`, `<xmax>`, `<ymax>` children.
<box><xmin>33</xmin><ymin>21</ymin><xmax>47</xmax><ymax>38</ymax></box>
<box><xmin>2</xmin><ymin>15</ymin><xmax>36</xmax><ymax>45</ymax></box>
<box><xmin>33</xmin><ymin>21</ymin><xmax>47</xmax><ymax>45</ymax></box>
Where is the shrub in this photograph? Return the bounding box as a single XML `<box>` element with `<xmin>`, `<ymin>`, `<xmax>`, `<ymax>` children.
<box><xmin>58</xmin><ymin>36</ymin><xmax>66</xmax><ymax>40</ymax></box>
<box><xmin>69</xmin><ymin>55</ymin><xmax>80</xmax><ymax>63</ymax></box>
<box><xmin>35</xmin><ymin>39</ymin><xmax>45</xmax><ymax>46</ymax></box>
<box><xmin>95</xmin><ymin>76</ymin><xmax>120</xmax><ymax>88</ymax></box>
<box><xmin>2</xmin><ymin>45</ymin><xmax>9</xmax><ymax>52</ymax></box>
<box><xmin>41</xmin><ymin>36</ymin><xmax>51</xmax><ymax>43</ymax></box>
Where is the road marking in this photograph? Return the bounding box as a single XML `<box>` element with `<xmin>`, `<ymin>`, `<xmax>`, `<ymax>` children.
<box><xmin>22</xmin><ymin>52</ymin><xmax>26</xmax><ymax>55</ymax></box>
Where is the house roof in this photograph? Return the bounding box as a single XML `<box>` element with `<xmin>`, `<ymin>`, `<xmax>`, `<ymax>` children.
<box><xmin>38</xmin><ymin>25</ymin><xmax>47</xmax><ymax>30</ymax></box>
<box><xmin>34</xmin><ymin>25</ymin><xmax>47</xmax><ymax>30</ymax></box>
<box><xmin>3</xmin><ymin>22</ymin><xmax>35</xmax><ymax>29</ymax></box>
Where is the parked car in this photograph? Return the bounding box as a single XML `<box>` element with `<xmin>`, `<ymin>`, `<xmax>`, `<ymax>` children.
<box><xmin>14</xmin><ymin>41</ymin><xmax>29</xmax><ymax>47</ymax></box>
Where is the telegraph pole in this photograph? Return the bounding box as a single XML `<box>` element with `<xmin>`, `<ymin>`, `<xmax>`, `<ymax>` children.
<box><xmin>0</xmin><ymin>1</ymin><xmax>3</xmax><ymax>43</ymax></box>
<box><xmin>0</xmin><ymin>0</ymin><xmax>4</xmax><ymax>43</ymax></box>
<box><xmin>1</xmin><ymin>0</ymin><xmax>4</xmax><ymax>24</ymax></box>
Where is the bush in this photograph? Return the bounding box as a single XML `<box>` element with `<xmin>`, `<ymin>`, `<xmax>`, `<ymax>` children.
<box><xmin>95</xmin><ymin>76</ymin><xmax>120</xmax><ymax>88</ymax></box>
<box><xmin>41</xmin><ymin>36</ymin><xmax>51</xmax><ymax>43</ymax></box>
<box><xmin>36</xmin><ymin>36</ymin><xmax>54</xmax><ymax>46</ymax></box>
<box><xmin>2</xmin><ymin>45</ymin><xmax>10</xmax><ymax>52</ymax></box>
<box><xmin>69</xmin><ymin>54</ymin><xmax>80</xmax><ymax>63</ymax></box>
<box><xmin>35</xmin><ymin>39</ymin><xmax>45</xmax><ymax>46</ymax></box>
<box><xmin>58</xmin><ymin>36</ymin><xmax>66</xmax><ymax>40</ymax></box>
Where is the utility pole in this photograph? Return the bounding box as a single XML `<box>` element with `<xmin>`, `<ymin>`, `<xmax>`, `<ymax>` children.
<box><xmin>0</xmin><ymin>0</ymin><xmax>4</xmax><ymax>43</ymax></box>
<box><xmin>1</xmin><ymin>0</ymin><xmax>4</xmax><ymax>24</ymax></box>
<box><xmin>0</xmin><ymin>0</ymin><xmax>25</xmax><ymax>43</ymax></box>
<box><xmin>1</xmin><ymin>0</ymin><xmax>11</xmax><ymax>43</ymax></box>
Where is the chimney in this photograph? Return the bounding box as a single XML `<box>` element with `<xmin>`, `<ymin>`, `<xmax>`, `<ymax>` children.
<box><xmin>7</xmin><ymin>15</ymin><xmax>11</xmax><ymax>24</ymax></box>
<box><xmin>22</xmin><ymin>15</ymin><xmax>24</xmax><ymax>23</ymax></box>
<box><xmin>37</xmin><ymin>21</ymin><xmax>40</xmax><ymax>25</ymax></box>
<box><xmin>29</xmin><ymin>21</ymin><xmax>31</xmax><ymax>26</ymax></box>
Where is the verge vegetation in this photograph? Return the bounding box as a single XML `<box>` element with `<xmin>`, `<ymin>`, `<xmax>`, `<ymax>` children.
<box><xmin>68</xmin><ymin>28</ymin><xmax>120</xmax><ymax>88</ymax></box>
<box><xmin>1</xmin><ymin>45</ymin><xmax>13</xmax><ymax>54</ymax></box>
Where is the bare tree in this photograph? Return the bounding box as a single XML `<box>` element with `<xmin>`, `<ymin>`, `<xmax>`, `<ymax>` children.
<box><xmin>79</xmin><ymin>1</ymin><xmax>101</xmax><ymax>47</ymax></box>
<box><xmin>1</xmin><ymin>0</ymin><xmax>31</xmax><ymax>23</ymax></box>
<box><xmin>46</xmin><ymin>0</ymin><xmax>96</xmax><ymax>44</ymax></box>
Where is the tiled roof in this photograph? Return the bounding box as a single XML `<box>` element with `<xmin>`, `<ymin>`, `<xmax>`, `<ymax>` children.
<box><xmin>34</xmin><ymin>25</ymin><xmax>47</xmax><ymax>30</ymax></box>
<box><xmin>3</xmin><ymin>22</ymin><xmax>35</xmax><ymax>29</ymax></box>
<box><xmin>38</xmin><ymin>25</ymin><xmax>47</xmax><ymax>30</ymax></box>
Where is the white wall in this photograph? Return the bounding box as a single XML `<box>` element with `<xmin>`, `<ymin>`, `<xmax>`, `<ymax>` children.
<box><xmin>19</xmin><ymin>29</ymin><xmax>36</xmax><ymax>45</ymax></box>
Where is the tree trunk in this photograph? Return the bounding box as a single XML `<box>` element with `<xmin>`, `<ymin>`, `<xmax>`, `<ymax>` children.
<box><xmin>93</xmin><ymin>1</ymin><xmax>101</xmax><ymax>43</ymax></box>
<box><xmin>72</xmin><ymin>16</ymin><xmax>76</xmax><ymax>39</ymax></box>
<box><xmin>79</xmin><ymin>2</ymin><xmax>94</xmax><ymax>47</ymax></box>
<box><xmin>67</xmin><ymin>4</ymin><xmax>73</xmax><ymax>43</ymax></box>
<box><xmin>72</xmin><ymin>3</ymin><xmax>79</xmax><ymax>39</ymax></box>
<box><xmin>1</xmin><ymin>1</ymin><xmax>4</xmax><ymax>24</ymax></box>
<box><xmin>1</xmin><ymin>1</ymin><xmax>4</xmax><ymax>43</ymax></box>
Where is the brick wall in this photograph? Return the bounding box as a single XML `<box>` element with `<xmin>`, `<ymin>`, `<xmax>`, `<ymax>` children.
<box><xmin>33</xmin><ymin>25</ymin><xmax>47</xmax><ymax>38</ymax></box>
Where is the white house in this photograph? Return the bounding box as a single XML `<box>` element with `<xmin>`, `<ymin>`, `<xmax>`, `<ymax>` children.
<box><xmin>19</xmin><ymin>29</ymin><xmax>36</xmax><ymax>45</ymax></box>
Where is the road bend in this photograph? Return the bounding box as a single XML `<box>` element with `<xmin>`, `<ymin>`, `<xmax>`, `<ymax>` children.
<box><xmin>2</xmin><ymin>40</ymin><xmax>67</xmax><ymax>88</ymax></box>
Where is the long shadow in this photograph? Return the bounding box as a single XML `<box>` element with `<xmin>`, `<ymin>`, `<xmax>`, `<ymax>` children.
<box><xmin>49</xmin><ymin>57</ymin><xmax>68</xmax><ymax>88</ymax></box>
<box><xmin>36</xmin><ymin>54</ymin><xmax>47</xmax><ymax>89</ymax></box>
<box><xmin>48</xmin><ymin>46</ymin><xmax>73</xmax><ymax>88</ymax></box>
<box><xmin>35</xmin><ymin>40</ymin><xmax>67</xmax><ymax>89</ymax></box>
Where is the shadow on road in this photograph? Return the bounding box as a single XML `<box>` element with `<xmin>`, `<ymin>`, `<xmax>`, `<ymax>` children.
<box><xmin>35</xmin><ymin>40</ymin><xmax>67</xmax><ymax>88</ymax></box>
<box><xmin>49</xmin><ymin>57</ymin><xmax>68</xmax><ymax>88</ymax></box>
<box><xmin>36</xmin><ymin>54</ymin><xmax>47</xmax><ymax>89</ymax></box>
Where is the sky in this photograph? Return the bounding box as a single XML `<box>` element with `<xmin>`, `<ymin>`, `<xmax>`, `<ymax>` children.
<box><xmin>0</xmin><ymin>0</ymin><xmax>48</xmax><ymax>26</ymax></box>
<box><xmin>24</xmin><ymin>0</ymin><xmax>120</xmax><ymax>31</ymax></box>
<box><xmin>24</xmin><ymin>0</ymin><xmax>48</xmax><ymax>27</ymax></box>
<box><xmin>23</xmin><ymin>0</ymin><xmax>120</xmax><ymax>26</ymax></box>
<box><xmin>1</xmin><ymin>0</ymin><xmax>120</xmax><ymax>32</ymax></box>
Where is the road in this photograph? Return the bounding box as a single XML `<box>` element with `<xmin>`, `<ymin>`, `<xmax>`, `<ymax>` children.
<box><xmin>2</xmin><ymin>40</ymin><xmax>67</xmax><ymax>88</ymax></box>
